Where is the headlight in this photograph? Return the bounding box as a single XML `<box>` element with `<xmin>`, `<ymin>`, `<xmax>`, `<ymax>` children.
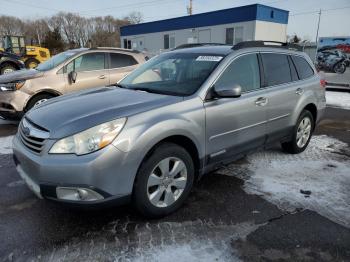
<box><xmin>49</xmin><ymin>118</ymin><xmax>127</xmax><ymax>155</ymax></box>
<box><xmin>0</xmin><ymin>81</ymin><xmax>26</xmax><ymax>91</ymax></box>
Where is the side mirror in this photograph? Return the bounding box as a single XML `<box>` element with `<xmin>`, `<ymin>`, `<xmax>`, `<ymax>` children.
<box><xmin>68</xmin><ymin>71</ymin><xmax>77</xmax><ymax>84</ymax></box>
<box><xmin>214</xmin><ymin>83</ymin><xmax>242</xmax><ymax>98</ymax></box>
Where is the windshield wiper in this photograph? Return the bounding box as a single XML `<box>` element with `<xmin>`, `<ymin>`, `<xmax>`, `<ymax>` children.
<box><xmin>115</xmin><ymin>83</ymin><xmax>127</xmax><ymax>89</ymax></box>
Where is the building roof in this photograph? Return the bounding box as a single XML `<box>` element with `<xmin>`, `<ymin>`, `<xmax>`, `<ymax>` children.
<box><xmin>121</xmin><ymin>4</ymin><xmax>289</xmax><ymax>37</ymax></box>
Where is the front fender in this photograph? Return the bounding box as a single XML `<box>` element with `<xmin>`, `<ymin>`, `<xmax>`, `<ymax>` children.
<box><xmin>112</xmin><ymin>97</ymin><xmax>205</xmax><ymax>167</ymax></box>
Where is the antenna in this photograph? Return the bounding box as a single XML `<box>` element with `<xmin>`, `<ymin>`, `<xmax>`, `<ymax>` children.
<box><xmin>187</xmin><ymin>0</ymin><xmax>193</xmax><ymax>15</ymax></box>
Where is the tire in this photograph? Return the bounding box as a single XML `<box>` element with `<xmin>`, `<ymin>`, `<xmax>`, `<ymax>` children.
<box><xmin>281</xmin><ymin>110</ymin><xmax>314</xmax><ymax>154</ymax></box>
<box><xmin>25</xmin><ymin>58</ymin><xmax>40</xmax><ymax>69</ymax></box>
<box><xmin>133</xmin><ymin>143</ymin><xmax>195</xmax><ymax>218</ymax></box>
<box><xmin>26</xmin><ymin>94</ymin><xmax>54</xmax><ymax>112</ymax></box>
<box><xmin>0</xmin><ymin>63</ymin><xmax>17</xmax><ymax>75</ymax></box>
<box><xmin>333</xmin><ymin>62</ymin><xmax>346</xmax><ymax>74</ymax></box>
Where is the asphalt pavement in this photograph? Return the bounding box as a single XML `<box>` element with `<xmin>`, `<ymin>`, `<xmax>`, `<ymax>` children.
<box><xmin>0</xmin><ymin>106</ymin><xmax>349</xmax><ymax>261</ymax></box>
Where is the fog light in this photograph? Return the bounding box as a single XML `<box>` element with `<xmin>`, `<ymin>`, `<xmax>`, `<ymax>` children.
<box><xmin>56</xmin><ymin>187</ymin><xmax>104</xmax><ymax>201</ymax></box>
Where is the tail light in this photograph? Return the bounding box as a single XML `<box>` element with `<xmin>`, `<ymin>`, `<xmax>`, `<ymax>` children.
<box><xmin>320</xmin><ymin>79</ymin><xmax>326</xmax><ymax>88</ymax></box>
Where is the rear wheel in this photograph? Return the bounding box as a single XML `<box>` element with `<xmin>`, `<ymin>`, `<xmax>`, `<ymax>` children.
<box><xmin>133</xmin><ymin>143</ymin><xmax>195</xmax><ymax>218</ymax></box>
<box><xmin>25</xmin><ymin>58</ymin><xmax>40</xmax><ymax>69</ymax></box>
<box><xmin>0</xmin><ymin>63</ymin><xmax>17</xmax><ymax>75</ymax></box>
<box><xmin>281</xmin><ymin>110</ymin><xmax>314</xmax><ymax>154</ymax></box>
<box><xmin>26</xmin><ymin>94</ymin><xmax>54</xmax><ymax>111</ymax></box>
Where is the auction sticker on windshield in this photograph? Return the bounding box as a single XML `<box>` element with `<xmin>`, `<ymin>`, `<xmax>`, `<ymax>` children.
<box><xmin>196</xmin><ymin>56</ymin><xmax>223</xmax><ymax>62</ymax></box>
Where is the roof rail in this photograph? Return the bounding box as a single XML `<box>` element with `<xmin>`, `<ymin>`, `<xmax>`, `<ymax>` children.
<box><xmin>173</xmin><ymin>43</ymin><xmax>227</xmax><ymax>50</ymax></box>
<box><xmin>89</xmin><ymin>47</ymin><xmax>140</xmax><ymax>53</ymax></box>
<box><xmin>232</xmin><ymin>41</ymin><xmax>302</xmax><ymax>51</ymax></box>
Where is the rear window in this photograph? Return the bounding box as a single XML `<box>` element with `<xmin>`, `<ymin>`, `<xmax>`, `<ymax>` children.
<box><xmin>291</xmin><ymin>55</ymin><xmax>314</xmax><ymax>80</ymax></box>
<box><xmin>261</xmin><ymin>53</ymin><xmax>291</xmax><ymax>86</ymax></box>
<box><xmin>110</xmin><ymin>53</ymin><xmax>138</xmax><ymax>68</ymax></box>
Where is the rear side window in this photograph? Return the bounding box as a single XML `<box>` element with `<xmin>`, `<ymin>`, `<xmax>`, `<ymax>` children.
<box><xmin>110</xmin><ymin>53</ymin><xmax>138</xmax><ymax>68</ymax></box>
<box><xmin>291</xmin><ymin>55</ymin><xmax>314</xmax><ymax>80</ymax></box>
<box><xmin>215</xmin><ymin>53</ymin><xmax>260</xmax><ymax>93</ymax></box>
<box><xmin>261</xmin><ymin>53</ymin><xmax>291</xmax><ymax>86</ymax></box>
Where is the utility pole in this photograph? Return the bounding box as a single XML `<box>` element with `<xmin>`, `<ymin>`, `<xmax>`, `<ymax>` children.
<box><xmin>314</xmin><ymin>9</ymin><xmax>321</xmax><ymax>62</ymax></box>
<box><xmin>187</xmin><ymin>0</ymin><xmax>193</xmax><ymax>15</ymax></box>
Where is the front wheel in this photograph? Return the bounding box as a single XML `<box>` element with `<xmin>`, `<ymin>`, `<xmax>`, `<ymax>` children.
<box><xmin>333</xmin><ymin>62</ymin><xmax>346</xmax><ymax>74</ymax></box>
<box><xmin>281</xmin><ymin>110</ymin><xmax>314</xmax><ymax>154</ymax></box>
<box><xmin>25</xmin><ymin>94</ymin><xmax>54</xmax><ymax>112</ymax></box>
<box><xmin>133</xmin><ymin>143</ymin><xmax>195</xmax><ymax>218</ymax></box>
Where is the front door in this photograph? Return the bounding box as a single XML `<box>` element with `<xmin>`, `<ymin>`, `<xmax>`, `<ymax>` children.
<box><xmin>205</xmin><ymin>53</ymin><xmax>267</xmax><ymax>163</ymax></box>
<box><xmin>65</xmin><ymin>52</ymin><xmax>109</xmax><ymax>93</ymax></box>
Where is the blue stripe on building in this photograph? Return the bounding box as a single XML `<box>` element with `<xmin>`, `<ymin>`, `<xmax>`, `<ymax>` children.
<box><xmin>121</xmin><ymin>4</ymin><xmax>289</xmax><ymax>37</ymax></box>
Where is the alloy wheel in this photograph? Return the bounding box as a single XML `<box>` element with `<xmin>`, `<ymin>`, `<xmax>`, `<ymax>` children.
<box><xmin>34</xmin><ymin>99</ymin><xmax>48</xmax><ymax>107</ymax></box>
<box><xmin>147</xmin><ymin>157</ymin><xmax>188</xmax><ymax>208</ymax></box>
<box><xmin>296</xmin><ymin>117</ymin><xmax>312</xmax><ymax>148</ymax></box>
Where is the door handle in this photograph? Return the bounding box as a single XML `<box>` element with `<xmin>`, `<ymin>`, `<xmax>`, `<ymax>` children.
<box><xmin>296</xmin><ymin>88</ymin><xmax>304</xmax><ymax>95</ymax></box>
<box><xmin>255</xmin><ymin>97</ymin><xmax>268</xmax><ymax>106</ymax></box>
<box><xmin>98</xmin><ymin>75</ymin><xmax>106</xmax><ymax>79</ymax></box>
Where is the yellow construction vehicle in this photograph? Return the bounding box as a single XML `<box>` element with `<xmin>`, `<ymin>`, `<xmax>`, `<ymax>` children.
<box><xmin>0</xmin><ymin>35</ymin><xmax>50</xmax><ymax>69</ymax></box>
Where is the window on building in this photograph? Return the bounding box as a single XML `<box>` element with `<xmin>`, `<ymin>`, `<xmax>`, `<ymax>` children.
<box><xmin>226</xmin><ymin>27</ymin><xmax>244</xmax><ymax>45</ymax></box>
<box><xmin>127</xmin><ymin>40</ymin><xmax>132</xmax><ymax>49</ymax></box>
<box><xmin>291</xmin><ymin>55</ymin><xmax>314</xmax><ymax>80</ymax></box>
<box><xmin>261</xmin><ymin>53</ymin><xmax>292</xmax><ymax>86</ymax></box>
<box><xmin>225</xmin><ymin>28</ymin><xmax>234</xmax><ymax>45</ymax></box>
<box><xmin>215</xmin><ymin>54</ymin><xmax>260</xmax><ymax>93</ymax></box>
<box><xmin>164</xmin><ymin>34</ymin><xmax>170</xmax><ymax>49</ymax></box>
<box><xmin>164</xmin><ymin>34</ymin><xmax>175</xmax><ymax>49</ymax></box>
<box><xmin>110</xmin><ymin>53</ymin><xmax>138</xmax><ymax>68</ymax></box>
<box><xmin>123</xmin><ymin>39</ymin><xmax>127</xmax><ymax>49</ymax></box>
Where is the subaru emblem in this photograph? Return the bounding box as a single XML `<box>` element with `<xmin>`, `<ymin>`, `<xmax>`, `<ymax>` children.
<box><xmin>23</xmin><ymin>127</ymin><xmax>30</xmax><ymax>136</ymax></box>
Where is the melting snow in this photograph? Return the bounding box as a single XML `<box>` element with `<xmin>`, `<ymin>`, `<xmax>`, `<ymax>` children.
<box><xmin>220</xmin><ymin>135</ymin><xmax>350</xmax><ymax>228</ymax></box>
<box><xmin>326</xmin><ymin>91</ymin><xmax>350</xmax><ymax>109</ymax></box>
<box><xmin>0</xmin><ymin>136</ymin><xmax>14</xmax><ymax>155</ymax></box>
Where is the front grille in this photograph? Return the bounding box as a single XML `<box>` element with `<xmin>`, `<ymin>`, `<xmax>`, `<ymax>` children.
<box><xmin>18</xmin><ymin>119</ymin><xmax>48</xmax><ymax>154</ymax></box>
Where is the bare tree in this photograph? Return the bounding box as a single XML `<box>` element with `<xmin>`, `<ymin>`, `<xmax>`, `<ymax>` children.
<box><xmin>124</xmin><ymin>11</ymin><xmax>143</xmax><ymax>24</ymax></box>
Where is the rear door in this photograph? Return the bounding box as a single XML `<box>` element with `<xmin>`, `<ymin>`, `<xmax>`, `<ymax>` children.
<box><xmin>108</xmin><ymin>52</ymin><xmax>139</xmax><ymax>84</ymax></box>
<box><xmin>65</xmin><ymin>52</ymin><xmax>109</xmax><ymax>92</ymax></box>
<box><xmin>260</xmin><ymin>52</ymin><xmax>303</xmax><ymax>142</ymax></box>
<box><xmin>205</xmin><ymin>53</ymin><xmax>267</xmax><ymax>164</ymax></box>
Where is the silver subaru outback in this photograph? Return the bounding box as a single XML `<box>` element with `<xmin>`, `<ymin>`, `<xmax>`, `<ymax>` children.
<box><xmin>13</xmin><ymin>41</ymin><xmax>326</xmax><ymax>217</ymax></box>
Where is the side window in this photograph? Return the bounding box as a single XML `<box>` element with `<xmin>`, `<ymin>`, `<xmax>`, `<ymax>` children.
<box><xmin>110</xmin><ymin>53</ymin><xmax>138</xmax><ymax>68</ymax></box>
<box><xmin>261</xmin><ymin>53</ymin><xmax>291</xmax><ymax>86</ymax></box>
<box><xmin>215</xmin><ymin>53</ymin><xmax>260</xmax><ymax>93</ymax></box>
<box><xmin>74</xmin><ymin>53</ymin><xmax>105</xmax><ymax>72</ymax></box>
<box><xmin>291</xmin><ymin>55</ymin><xmax>314</xmax><ymax>80</ymax></box>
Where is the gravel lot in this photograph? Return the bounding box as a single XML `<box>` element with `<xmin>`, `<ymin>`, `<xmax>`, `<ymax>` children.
<box><xmin>0</xmin><ymin>95</ymin><xmax>349</xmax><ymax>261</ymax></box>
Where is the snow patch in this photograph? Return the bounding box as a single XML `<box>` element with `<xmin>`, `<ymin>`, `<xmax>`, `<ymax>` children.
<box><xmin>220</xmin><ymin>135</ymin><xmax>350</xmax><ymax>228</ymax></box>
<box><xmin>326</xmin><ymin>91</ymin><xmax>350</xmax><ymax>110</ymax></box>
<box><xmin>20</xmin><ymin>220</ymin><xmax>258</xmax><ymax>261</ymax></box>
<box><xmin>0</xmin><ymin>136</ymin><xmax>14</xmax><ymax>155</ymax></box>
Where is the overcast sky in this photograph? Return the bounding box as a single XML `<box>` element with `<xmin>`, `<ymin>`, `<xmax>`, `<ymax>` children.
<box><xmin>1</xmin><ymin>0</ymin><xmax>349</xmax><ymax>40</ymax></box>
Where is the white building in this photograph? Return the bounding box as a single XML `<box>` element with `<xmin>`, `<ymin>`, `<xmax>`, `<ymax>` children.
<box><xmin>120</xmin><ymin>4</ymin><xmax>289</xmax><ymax>54</ymax></box>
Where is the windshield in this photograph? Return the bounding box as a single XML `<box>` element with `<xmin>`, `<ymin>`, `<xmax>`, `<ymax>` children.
<box><xmin>36</xmin><ymin>50</ymin><xmax>81</xmax><ymax>71</ymax></box>
<box><xmin>119</xmin><ymin>52</ymin><xmax>224</xmax><ymax>96</ymax></box>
